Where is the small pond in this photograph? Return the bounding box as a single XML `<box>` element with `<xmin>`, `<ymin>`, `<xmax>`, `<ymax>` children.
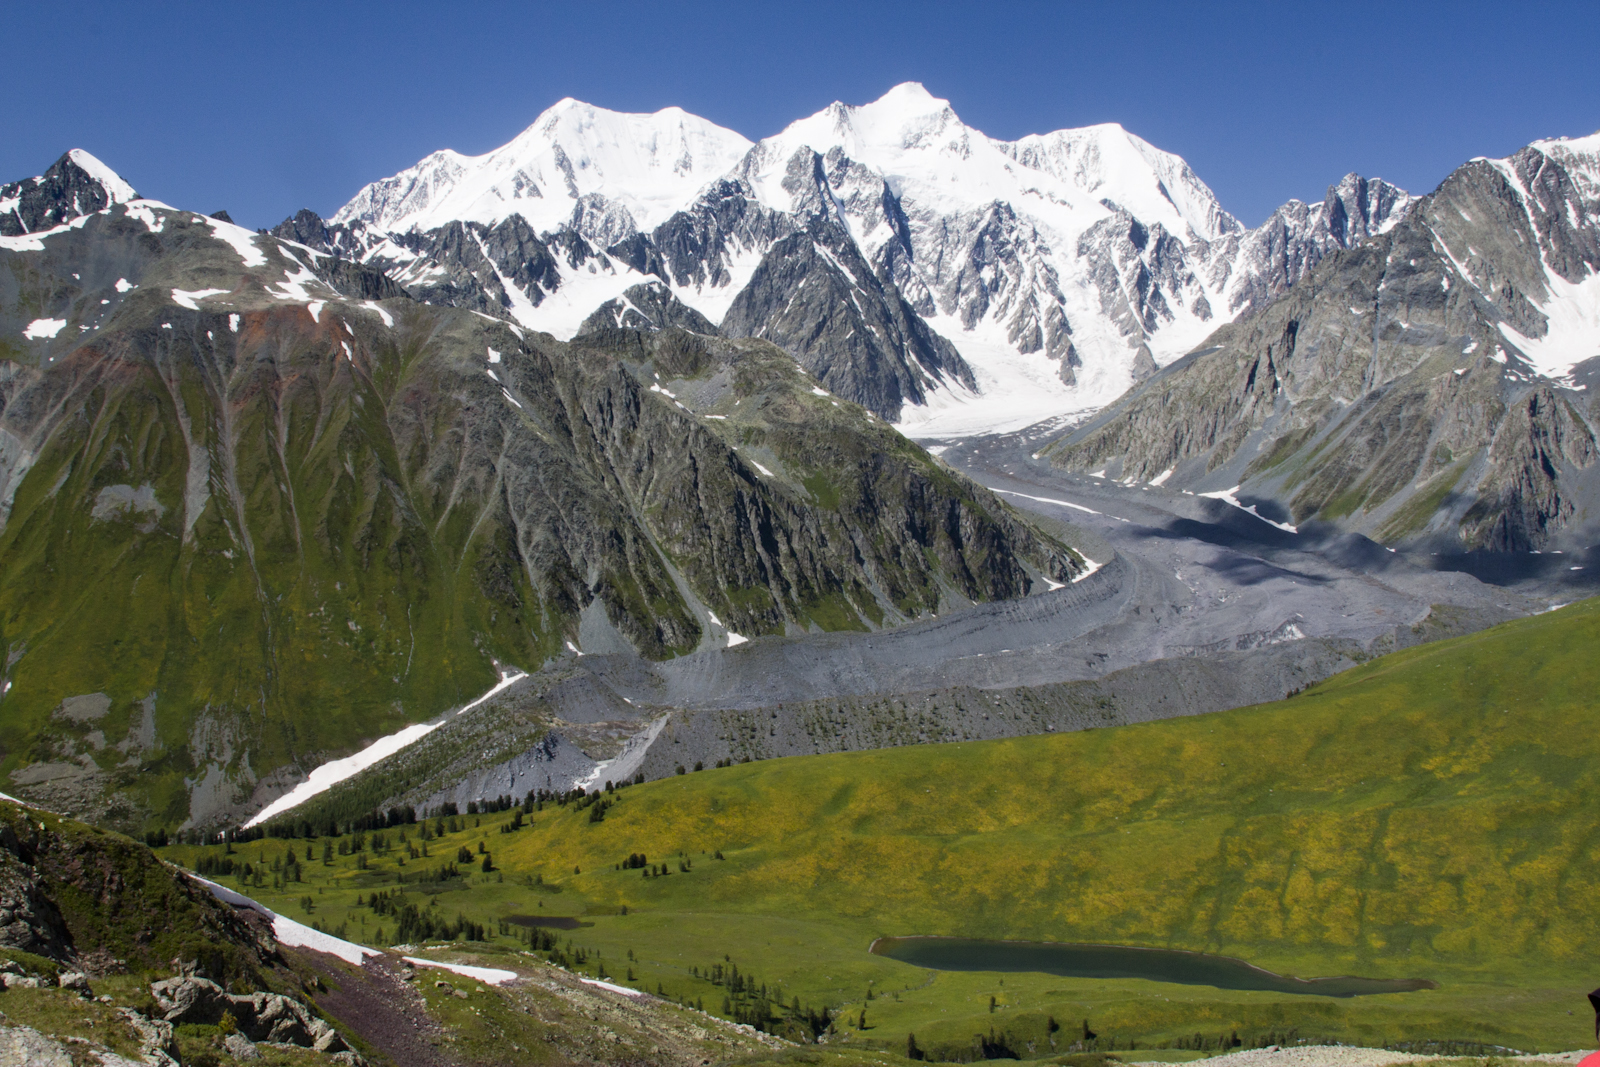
<box><xmin>505</xmin><ymin>915</ymin><xmax>591</xmax><ymax>930</ymax></box>
<box><xmin>870</xmin><ymin>937</ymin><xmax>1435</xmax><ymax>998</ymax></box>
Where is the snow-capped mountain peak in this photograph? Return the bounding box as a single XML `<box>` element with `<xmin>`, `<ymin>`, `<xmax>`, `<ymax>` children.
<box><xmin>334</xmin><ymin>98</ymin><xmax>752</xmax><ymax>237</ymax></box>
<box><xmin>740</xmin><ymin>85</ymin><xmax>1234</xmax><ymax>244</ymax></box>
<box><xmin>310</xmin><ymin>87</ymin><xmax>1429</xmax><ymax>438</ymax></box>
<box><xmin>1</xmin><ymin>149</ymin><xmax>139</xmax><ymax>239</ymax></box>
<box><xmin>65</xmin><ymin>149</ymin><xmax>137</xmax><ymax>205</ymax></box>
<box><xmin>998</xmin><ymin>123</ymin><xmax>1239</xmax><ymax>242</ymax></box>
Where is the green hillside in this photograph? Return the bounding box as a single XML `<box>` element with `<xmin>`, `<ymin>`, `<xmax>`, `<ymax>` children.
<box><xmin>0</xmin><ymin>203</ymin><xmax>1078</xmax><ymax>833</ymax></box>
<box><xmin>164</xmin><ymin>596</ymin><xmax>1600</xmax><ymax>1055</ymax></box>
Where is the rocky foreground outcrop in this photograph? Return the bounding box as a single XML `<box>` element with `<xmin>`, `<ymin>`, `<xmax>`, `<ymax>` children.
<box><xmin>150</xmin><ymin>973</ymin><xmax>359</xmax><ymax>1060</ymax></box>
<box><xmin>0</xmin><ymin>802</ymin><xmax>271</xmax><ymax>977</ymax></box>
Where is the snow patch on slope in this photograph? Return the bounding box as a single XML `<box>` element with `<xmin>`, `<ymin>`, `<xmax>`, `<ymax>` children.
<box><xmin>1199</xmin><ymin>486</ymin><xmax>1299</xmax><ymax>533</ymax></box>
<box><xmin>23</xmin><ymin>318</ymin><xmax>67</xmax><ymax>339</ymax></box>
<box><xmin>895</xmin><ymin>314</ymin><xmax>1091</xmax><ymax>437</ymax></box>
<box><xmin>171</xmin><ymin>288</ymin><xmax>228</xmax><ymax>310</ymax></box>
<box><xmin>575</xmin><ymin>715</ymin><xmax>671</xmax><ymax>792</ymax></box>
<box><xmin>205</xmin><ymin>216</ymin><xmax>267</xmax><ymax>267</ymax></box>
<box><xmin>244</xmin><ymin>669</ymin><xmax>528</xmax><ymax>827</ymax></box>
<box><xmin>191</xmin><ymin>876</ymin><xmax>380</xmax><ymax>966</ymax></box>
<box><xmin>1497</xmin><ymin>268</ymin><xmax>1600</xmax><ymax>379</ymax></box>
<box><xmin>405</xmin><ymin>957</ymin><xmax>518</xmax><ymax>985</ymax></box>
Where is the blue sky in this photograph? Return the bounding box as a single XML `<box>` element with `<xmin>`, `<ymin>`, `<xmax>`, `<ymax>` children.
<box><xmin>4</xmin><ymin>0</ymin><xmax>1597</xmax><ymax>229</ymax></box>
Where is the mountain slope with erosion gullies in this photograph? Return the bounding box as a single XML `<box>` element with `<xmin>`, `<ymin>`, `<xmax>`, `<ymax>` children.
<box><xmin>0</xmin><ymin>153</ymin><xmax>1082</xmax><ymax>834</ymax></box>
<box><xmin>284</xmin><ymin>85</ymin><xmax>1410</xmax><ymax>434</ymax></box>
<box><xmin>252</xmin><ymin>474</ymin><xmax>1539</xmax><ymax>835</ymax></box>
<box><xmin>1041</xmin><ymin>133</ymin><xmax>1600</xmax><ymax>551</ymax></box>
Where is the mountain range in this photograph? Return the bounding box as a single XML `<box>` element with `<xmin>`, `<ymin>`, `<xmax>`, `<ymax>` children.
<box><xmin>269</xmin><ymin>84</ymin><xmax>1598</xmax><ymax>548</ymax></box>
<box><xmin>0</xmin><ymin>148</ymin><xmax>1079</xmax><ymax>830</ymax></box>
<box><xmin>1</xmin><ymin>85</ymin><xmax>1596</xmax><ymax>833</ymax></box>
<box><xmin>274</xmin><ymin>83</ymin><xmax>1418</xmax><ymax>434</ymax></box>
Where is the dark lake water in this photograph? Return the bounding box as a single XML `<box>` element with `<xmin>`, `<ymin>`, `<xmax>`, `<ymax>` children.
<box><xmin>870</xmin><ymin>937</ymin><xmax>1434</xmax><ymax>998</ymax></box>
<box><xmin>505</xmin><ymin>915</ymin><xmax>590</xmax><ymax>930</ymax></box>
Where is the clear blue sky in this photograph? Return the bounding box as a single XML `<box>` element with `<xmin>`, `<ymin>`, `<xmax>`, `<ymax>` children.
<box><xmin>4</xmin><ymin>0</ymin><xmax>1596</xmax><ymax>230</ymax></box>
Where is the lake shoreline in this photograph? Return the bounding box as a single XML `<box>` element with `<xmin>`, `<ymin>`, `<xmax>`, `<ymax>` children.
<box><xmin>870</xmin><ymin>935</ymin><xmax>1437</xmax><ymax>997</ymax></box>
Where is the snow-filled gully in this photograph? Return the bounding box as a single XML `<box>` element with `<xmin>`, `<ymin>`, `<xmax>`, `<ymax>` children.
<box><xmin>245</xmin><ymin>668</ymin><xmax>527</xmax><ymax>827</ymax></box>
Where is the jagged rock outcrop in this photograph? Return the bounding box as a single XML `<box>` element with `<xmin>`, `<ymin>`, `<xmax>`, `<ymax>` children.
<box><xmin>0</xmin><ymin>844</ymin><xmax>72</xmax><ymax>961</ymax></box>
<box><xmin>580</xmin><ymin>280</ymin><xmax>719</xmax><ymax>336</ymax></box>
<box><xmin>717</xmin><ymin>151</ymin><xmax>975</xmax><ymax>418</ymax></box>
<box><xmin>150</xmin><ymin>975</ymin><xmax>355</xmax><ymax>1055</ymax></box>
<box><xmin>1208</xmin><ymin>173</ymin><xmax>1414</xmax><ymax>317</ymax></box>
<box><xmin>0</xmin><ymin>801</ymin><xmax>273</xmax><ymax>976</ymax></box>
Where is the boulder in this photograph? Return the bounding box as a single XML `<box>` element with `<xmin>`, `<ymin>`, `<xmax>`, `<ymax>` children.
<box><xmin>56</xmin><ymin>971</ymin><xmax>89</xmax><ymax>995</ymax></box>
<box><xmin>223</xmin><ymin>1032</ymin><xmax>261</xmax><ymax>1061</ymax></box>
<box><xmin>149</xmin><ymin>975</ymin><xmax>232</xmax><ymax>1025</ymax></box>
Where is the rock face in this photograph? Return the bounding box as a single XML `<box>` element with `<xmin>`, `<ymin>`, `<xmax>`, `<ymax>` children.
<box><xmin>0</xmin><ymin>164</ymin><xmax>1081</xmax><ymax>829</ymax></box>
<box><xmin>1207</xmin><ymin>173</ymin><xmax>1414</xmax><ymax>318</ymax></box>
<box><xmin>0</xmin><ymin>821</ymin><xmax>72</xmax><ymax>961</ymax></box>
<box><xmin>580</xmin><ymin>280</ymin><xmax>719</xmax><ymax>336</ymax></box>
<box><xmin>304</xmin><ymin>84</ymin><xmax>1419</xmax><ymax>431</ymax></box>
<box><xmin>1042</xmin><ymin>134</ymin><xmax>1600</xmax><ymax>552</ymax></box>
<box><xmin>283</xmin><ymin>148</ymin><xmax>978</xmax><ymax>423</ymax></box>
<box><xmin>0</xmin><ymin>1025</ymin><xmax>102</xmax><ymax>1066</ymax></box>
<box><xmin>714</xmin><ymin>151</ymin><xmax>975</xmax><ymax>419</ymax></box>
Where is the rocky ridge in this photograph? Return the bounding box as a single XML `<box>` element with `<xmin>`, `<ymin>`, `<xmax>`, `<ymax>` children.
<box><xmin>0</xmin><ymin>150</ymin><xmax>137</xmax><ymax>238</ymax></box>
<box><xmin>1041</xmin><ymin>134</ymin><xmax>1600</xmax><ymax>551</ymax></box>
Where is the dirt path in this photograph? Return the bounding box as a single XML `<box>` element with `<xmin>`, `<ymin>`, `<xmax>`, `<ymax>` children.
<box><xmin>297</xmin><ymin>949</ymin><xmax>460</xmax><ymax>1067</ymax></box>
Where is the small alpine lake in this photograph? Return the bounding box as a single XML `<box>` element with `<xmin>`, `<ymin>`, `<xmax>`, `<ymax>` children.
<box><xmin>870</xmin><ymin>937</ymin><xmax>1436</xmax><ymax>998</ymax></box>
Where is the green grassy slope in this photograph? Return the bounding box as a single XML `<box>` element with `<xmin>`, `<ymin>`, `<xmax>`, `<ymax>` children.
<box><xmin>163</xmin><ymin>597</ymin><xmax>1600</xmax><ymax>1055</ymax></box>
<box><xmin>496</xmin><ymin>595</ymin><xmax>1600</xmax><ymax>982</ymax></box>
